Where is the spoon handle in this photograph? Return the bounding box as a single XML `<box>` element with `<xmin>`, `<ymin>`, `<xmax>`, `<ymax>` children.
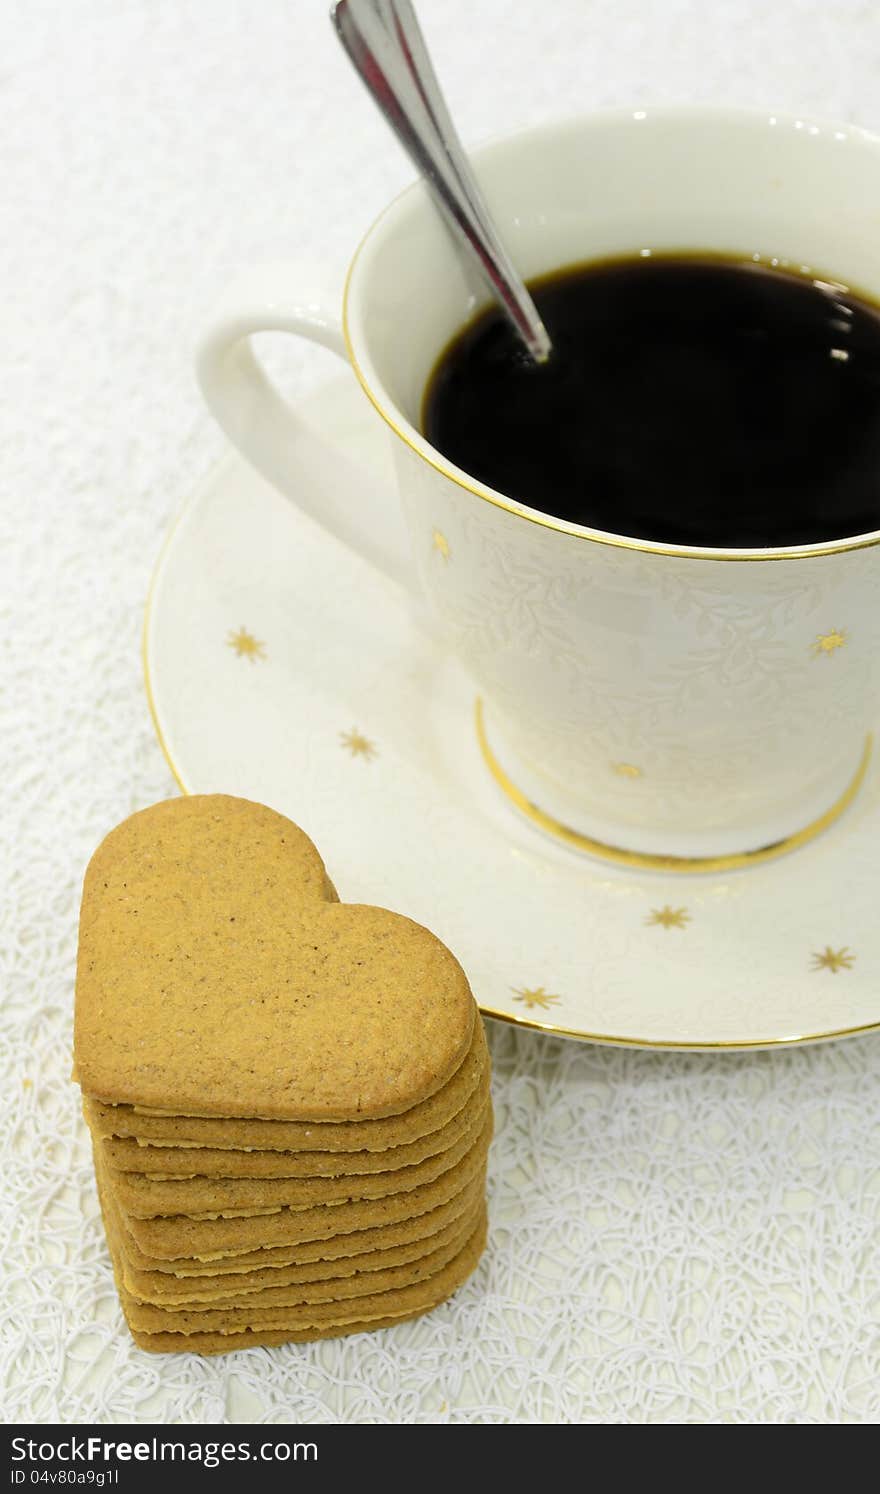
<box><xmin>331</xmin><ymin>0</ymin><xmax>552</xmax><ymax>363</ymax></box>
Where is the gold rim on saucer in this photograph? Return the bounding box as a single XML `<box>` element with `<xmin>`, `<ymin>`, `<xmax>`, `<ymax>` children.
<box><xmin>477</xmin><ymin>1000</ymin><xmax>880</xmax><ymax>1050</ymax></box>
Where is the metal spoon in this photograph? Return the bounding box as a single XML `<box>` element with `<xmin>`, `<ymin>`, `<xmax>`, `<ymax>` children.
<box><xmin>330</xmin><ymin>0</ymin><xmax>552</xmax><ymax>364</ymax></box>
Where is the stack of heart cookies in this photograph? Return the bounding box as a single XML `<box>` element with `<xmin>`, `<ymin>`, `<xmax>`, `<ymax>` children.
<box><xmin>73</xmin><ymin>795</ymin><xmax>491</xmax><ymax>1355</ymax></box>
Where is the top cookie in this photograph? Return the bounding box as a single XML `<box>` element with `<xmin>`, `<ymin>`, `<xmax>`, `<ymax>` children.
<box><xmin>74</xmin><ymin>796</ymin><xmax>475</xmax><ymax>1121</ymax></box>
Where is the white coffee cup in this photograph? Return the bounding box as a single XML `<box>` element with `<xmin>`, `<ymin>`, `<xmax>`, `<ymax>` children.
<box><xmin>197</xmin><ymin>107</ymin><xmax>880</xmax><ymax>872</ymax></box>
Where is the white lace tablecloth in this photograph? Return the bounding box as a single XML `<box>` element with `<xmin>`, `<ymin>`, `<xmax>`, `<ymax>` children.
<box><xmin>4</xmin><ymin>0</ymin><xmax>880</xmax><ymax>1425</ymax></box>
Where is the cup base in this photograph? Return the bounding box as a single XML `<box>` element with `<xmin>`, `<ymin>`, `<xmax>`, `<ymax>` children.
<box><xmin>475</xmin><ymin>699</ymin><xmax>872</xmax><ymax>874</ymax></box>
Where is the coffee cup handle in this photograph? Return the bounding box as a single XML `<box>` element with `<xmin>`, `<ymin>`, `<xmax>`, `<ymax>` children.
<box><xmin>196</xmin><ymin>263</ymin><xmax>416</xmax><ymax>595</ymax></box>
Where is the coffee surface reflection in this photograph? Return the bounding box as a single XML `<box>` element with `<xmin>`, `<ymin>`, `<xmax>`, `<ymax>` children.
<box><xmin>422</xmin><ymin>254</ymin><xmax>880</xmax><ymax>547</ymax></box>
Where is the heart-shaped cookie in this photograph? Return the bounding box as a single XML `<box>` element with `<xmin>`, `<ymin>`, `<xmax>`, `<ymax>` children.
<box><xmin>74</xmin><ymin>795</ymin><xmax>475</xmax><ymax>1121</ymax></box>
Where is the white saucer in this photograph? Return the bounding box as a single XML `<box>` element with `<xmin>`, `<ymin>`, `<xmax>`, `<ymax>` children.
<box><xmin>145</xmin><ymin>374</ymin><xmax>880</xmax><ymax>1050</ymax></box>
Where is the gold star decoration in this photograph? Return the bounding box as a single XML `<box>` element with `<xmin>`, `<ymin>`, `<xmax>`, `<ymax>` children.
<box><xmin>645</xmin><ymin>906</ymin><xmax>690</xmax><ymax>929</ymax></box>
<box><xmin>811</xmin><ymin>628</ymin><xmax>846</xmax><ymax>657</ymax></box>
<box><xmin>811</xmin><ymin>946</ymin><xmax>855</xmax><ymax>974</ymax></box>
<box><xmin>340</xmin><ymin>728</ymin><xmax>377</xmax><ymax>760</ymax></box>
<box><xmin>431</xmin><ymin>529</ymin><xmax>450</xmax><ymax>560</ymax></box>
<box><xmin>227</xmin><ymin>626</ymin><xmax>266</xmax><ymax>662</ymax></box>
<box><xmin>511</xmin><ymin>985</ymin><xmax>561</xmax><ymax>1010</ymax></box>
<box><xmin>612</xmin><ymin>762</ymin><xmax>642</xmax><ymax>779</ymax></box>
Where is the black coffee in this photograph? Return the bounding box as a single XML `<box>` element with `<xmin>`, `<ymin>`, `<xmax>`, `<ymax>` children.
<box><xmin>422</xmin><ymin>254</ymin><xmax>880</xmax><ymax>546</ymax></box>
